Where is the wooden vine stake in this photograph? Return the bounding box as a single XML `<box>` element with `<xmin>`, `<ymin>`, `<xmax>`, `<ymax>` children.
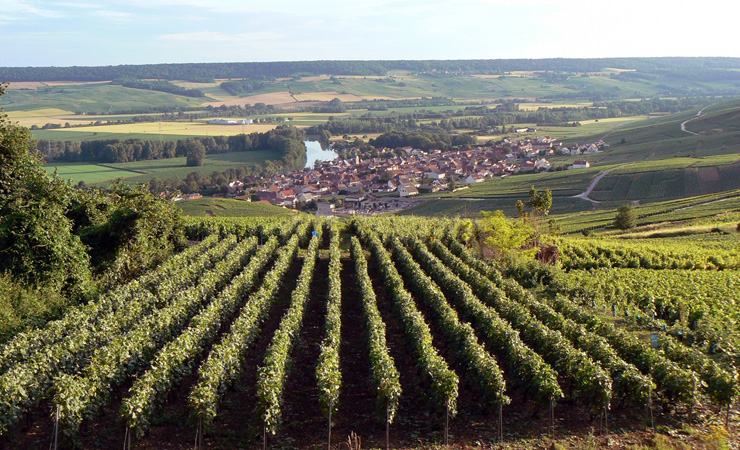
<box><xmin>548</xmin><ymin>399</ymin><xmax>555</xmax><ymax>439</ymax></box>
<box><xmin>386</xmin><ymin>402</ymin><xmax>390</xmax><ymax>450</ymax></box>
<box><xmin>193</xmin><ymin>417</ymin><xmax>203</xmax><ymax>450</ymax></box>
<box><xmin>327</xmin><ymin>398</ymin><xmax>332</xmax><ymax>450</ymax></box>
<box><xmin>725</xmin><ymin>403</ymin><xmax>731</xmax><ymax>429</ymax></box>
<box><xmin>498</xmin><ymin>401</ymin><xmax>503</xmax><ymax>443</ymax></box>
<box><xmin>123</xmin><ymin>426</ymin><xmax>132</xmax><ymax>450</ymax></box>
<box><xmin>53</xmin><ymin>405</ymin><xmax>59</xmax><ymax>450</ymax></box>
<box><xmin>445</xmin><ymin>401</ymin><xmax>449</xmax><ymax>447</ymax></box>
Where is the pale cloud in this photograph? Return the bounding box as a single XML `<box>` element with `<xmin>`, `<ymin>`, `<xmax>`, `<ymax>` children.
<box><xmin>51</xmin><ymin>1</ymin><xmax>98</xmax><ymax>8</ymax></box>
<box><xmin>0</xmin><ymin>0</ymin><xmax>65</xmax><ymax>18</ymax></box>
<box><xmin>160</xmin><ymin>30</ymin><xmax>284</xmax><ymax>44</ymax></box>
<box><xmin>94</xmin><ymin>9</ymin><xmax>132</xmax><ymax>20</ymax></box>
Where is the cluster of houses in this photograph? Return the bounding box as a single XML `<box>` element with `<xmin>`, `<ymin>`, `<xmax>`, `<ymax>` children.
<box><xmin>177</xmin><ymin>136</ymin><xmax>608</xmax><ymax>215</ymax></box>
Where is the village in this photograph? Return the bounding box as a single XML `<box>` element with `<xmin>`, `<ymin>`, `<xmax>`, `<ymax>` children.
<box><xmin>175</xmin><ymin>136</ymin><xmax>609</xmax><ymax>217</ymax></box>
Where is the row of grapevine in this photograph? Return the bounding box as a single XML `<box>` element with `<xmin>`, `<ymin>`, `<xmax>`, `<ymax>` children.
<box><xmin>411</xmin><ymin>238</ymin><xmax>563</xmax><ymax>406</ymax></box>
<box><xmin>52</xmin><ymin>236</ymin><xmax>259</xmax><ymax>435</ymax></box>
<box><xmin>557</xmin><ymin>237</ymin><xmax>738</xmax><ymax>271</ymax></box>
<box><xmin>555</xmin><ymin>267</ymin><xmax>739</xmax><ymax>364</ymax></box>
<box><xmin>549</xmin><ymin>295</ymin><xmax>698</xmax><ymax>405</ymax></box>
<box><xmin>257</xmin><ymin>228</ymin><xmax>323</xmax><ymax>434</ymax></box>
<box><xmin>431</xmin><ymin>240</ymin><xmax>613</xmax><ymax>412</ymax></box>
<box><xmin>350</xmin><ymin>237</ymin><xmax>402</xmax><ymax>422</ymax></box>
<box><xmin>496</xmin><ymin>277</ymin><xmax>655</xmax><ymax>407</ymax></box>
<box><xmin>0</xmin><ymin>235</ymin><xmax>247</xmax><ymax>435</ymax></box>
<box><xmin>120</xmin><ymin>235</ymin><xmax>282</xmax><ymax>436</ymax></box>
<box><xmin>359</xmin><ymin>229</ymin><xmax>459</xmax><ymax>415</ymax></box>
<box><xmin>316</xmin><ymin>224</ymin><xmax>343</xmax><ymax>421</ymax></box>
<box><xmin>187</xmin><ymin>233</ymin><xmax>302</xmax><ymax>425</ymax></box>
<box><xmin>183</xmin><ymin>215</ymin><xmax>297</xmax><ymax>241</ymax></box>
<box><xmin>388</xmin><ymin>237</ymin><xmax>509</xmax><ymax>408</ymax></box>
<box><xmin>0</xmin><ymin>233</ymin><xmax>224</xmax><ymax>374</ymax></box>
<box><xmin>136</xmin><ymin>233</ymin><xmax>221</xmax><ymax>290</ymax></box>
<box><xmin>442</xmin><ymin>236</ymin><xmax>694</xmax><ymax>406</ymax></box>
<box><xmin>657</xmin><ymin>335</ymin><xmax>738</xmax><ymax>407</ymax></box>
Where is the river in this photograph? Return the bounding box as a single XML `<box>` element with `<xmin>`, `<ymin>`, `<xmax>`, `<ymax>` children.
<box><xmin>304</xmin><ymin>140</ymin><xmax>338</xmax><ymax>169</ymax></box>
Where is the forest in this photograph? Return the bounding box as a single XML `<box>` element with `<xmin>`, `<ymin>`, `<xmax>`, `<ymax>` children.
<box><xmin>2</xmin><ymin>57</ymin><xmax>740</xmax><ymax>82</ymax></box>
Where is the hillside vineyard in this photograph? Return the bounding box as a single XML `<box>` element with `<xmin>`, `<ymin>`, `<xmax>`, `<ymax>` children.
<box><xmin>0</xmin><ymin>216</ymin><xmax>737</xmax><ymax>449</ymax></box>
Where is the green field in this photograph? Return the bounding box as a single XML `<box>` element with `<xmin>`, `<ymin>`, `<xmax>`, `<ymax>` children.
<box><xmin>45</xmin><ymin>150</ymin><xmax>278</xmax><ymax>185</ymax></box>
<box><xmin>550</xmin><ymin>190</ymin><xmax>740</xmax><ymax>233</ymax></box>
<box><xmin>0</xmin><ymin>83</ymin><xmax>203</xmax><ymax>113</ymax></box>
<box><xmin>176</xmin><ymin>197</ymin><xmax>298</xmax><ymax>217</ymax></box>
<box><xmin>44</xmin><ymin>163</ymin><xmax>142</xmax><ymax>184</ymax></box>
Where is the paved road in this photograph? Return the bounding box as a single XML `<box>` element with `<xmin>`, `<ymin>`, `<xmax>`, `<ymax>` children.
<box><xmin>572</xmin><ymin>167</ymin><xmax>621</xmax><ymax>204</ymax></box>
<box><xmin>680</xmin><ymin>105</ymin><xmax>711</xmax><ymax>135</ymax></box>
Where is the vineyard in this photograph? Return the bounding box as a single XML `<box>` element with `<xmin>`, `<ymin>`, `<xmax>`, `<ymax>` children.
<box><xmin>1</xmin><ymin>216</ymin><xmax>738</xmax><ymax>449</ymax></box>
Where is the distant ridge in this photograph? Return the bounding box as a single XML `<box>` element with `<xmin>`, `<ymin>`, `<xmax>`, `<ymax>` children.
<box><xmin>2</xmin><ymin>57</ymin><xmax>740</xmax><ymax>82</ymax></box>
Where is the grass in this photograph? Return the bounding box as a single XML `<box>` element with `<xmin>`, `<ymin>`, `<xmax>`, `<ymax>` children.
<box><xmin>44</xmin><ymin>163</ymin><xmax>144</xmax><ymax>184</ymax></box>
<box><xmin>550</xmin><ymin>189</ymin><xmax>740</xmax><ymax>233</ymax></box>
<box><xmin>437</xmin><ymin>167</ymin><xmax>604</xmax><ymax>199</ymax></box>
<box><xmin>177</xmin><ymin>198</ymin><xmax>298</xmax><ymax>217</ymax></box>
<box><xmin>45</xmin><ymin>150</ymin><xmax>278</xmax><ymax>185</ymax></box>
<box><xmin>0</xmin><ymin>83</ymin><xmax>202</xmax><ymax>113</ymax></box>
<box><xmin>30</xmin><ymin>121</ymin><xmax>279</xmax><ymax>142</ymax></box>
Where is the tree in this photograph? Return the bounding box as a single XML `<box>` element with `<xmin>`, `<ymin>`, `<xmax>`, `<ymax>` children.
<box><xmin>478</xmin><ymin>210</ymin><xmax>535</xmax><ymax>259</ymax></box>
<box><xmin>525</xmin><ymin>185</ymin><xmax>552</xmax><ymax>216</ymax></box>
<box><xmin>184</xmin><ymin>139</ymin><xmax>206</xmax><ymax>167</ymax></box>
<box><xmin>614</xmin><ymin>203</ymin><xmax>637</xmax><ymax>230</ymax></box>
<box><xmin>0</xmin><ymin>84</ymin><xmax>91</xmax><ymax>295</ymax></box>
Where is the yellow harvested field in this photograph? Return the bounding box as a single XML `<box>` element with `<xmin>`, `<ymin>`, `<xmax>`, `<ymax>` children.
<box><xmin>171</xmin><ymin>81</ymin><xmax>221</xmax><ymax>89</ymax></box>
<box><xmin>292</xmin><ymin>92</ymin><xmax>368</xmax><ymax>102</ymax></box>
<box><xmin>338</xmin><ymin>75</ymin><xmax>388</xmax><ymax>80</ymax></box>
<box><xmin>5</xmin><ymin>108</ymin><xmax>94</xmax><ymax>127</ymax></box>
<box><xmin>4</xmin><ymin>81</ymin><xmax>108</xmax><ymax>90</ymax></box>
<box><xmin>579</xmin><ymin>117</ymin><xmax>645</xmax><ymax>126</ymax></box>
<box><xmin>295</xmin><ymin>75</ymin><xmax>331</xmax><ymax>82</ymax></box>
<box><xmin>47</xmin><ymin>121</ymin><xmax>280</xmax><ymax>137</ymax></box>
<box><xmin>518</xmin><ymin>102</ymin><xmax>593</xmax><ymax>111</ymax></box>
<box><xmin>203</xmin><ymin>91</ymin><xmax>297</xmax><ymax>107</ymax></box>
<box><xmin>604</xmin><ymin>68</ymin><xmax>637</xmax><ymax>73</ymax></box>
<box><xmin>476</xmin><ymin>135</ymin><xmax>499</xmax><ymax>142</ymax></box>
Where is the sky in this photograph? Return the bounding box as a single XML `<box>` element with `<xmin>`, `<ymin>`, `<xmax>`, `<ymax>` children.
<box><xmin>1</xmin><ymin>0</ymin><xmax>738</xmax><ymax>67</ymax></box>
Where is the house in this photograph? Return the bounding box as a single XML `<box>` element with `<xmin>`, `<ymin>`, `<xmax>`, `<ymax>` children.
<box><xmin>520</xmin><ymin>160</ymin><xmax>536</xmax><ymax>173</ymax></box>
<box><xmin>398</xmin><ymin>184</ymin><xmax>419</xmax><ymax>197</ymax></box>
<box><xmin>570</xmin><ymin>160</ymin><xmax>591</xmax><ymax>169</ymax></box>
<box><xmin>425</xmin><ymin>171</ymin><xmax>445</xmax><ymax>180</ymax></box>
<box><xmin>298</xmin><ymin>192</ymin><xmax>315</xmax><ymax>203</ymax></box>
<box><xmin>344</xmin><ymin>193</ymin><xmax>366</xmax><ymax>204</ymax></box>
<box><xmin>227</xmin><ymin>180</ymin><xmax>244</xmax><ymax>194</ymax></box>
<box><xmin>316</xmin><ymin>202</ymin><xmax>335</xmax><ymax>218</ymax></box>
<box><xmin>535</xmin><ymin>159</ymin><xmax>552</xmax><ymax>171</ymax></box>
<box><xmin>464</xmin><ymin>174</ymin><xmax>485</xmax><ymax>184</ymax></box>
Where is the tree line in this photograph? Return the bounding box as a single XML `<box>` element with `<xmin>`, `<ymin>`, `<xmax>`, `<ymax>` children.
<box><xmin>2</xmin><ymin>57</ymin><xmax>739</xmax><ymax>82</ymax></box>
<box><xmin>112</xmin><ymin>78</ymin><xmax>205</xmax><ymax>97</ymax></box>
<box><xmin>302</xmin><ymin>98</ymin><xmax>712</xmax><ymax>136</ymax></box>
<box><xmin>36</xmin><ymin>126</ymin><xmax>308</xmax><ymax>165</ymax></box>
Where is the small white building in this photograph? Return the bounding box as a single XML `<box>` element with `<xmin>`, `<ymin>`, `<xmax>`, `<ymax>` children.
<box><xmin>569</xmin><ymin>160</ymin><xmax>591</xmax><ymax>169</ymax></box>
<box><xmin>316</xmin><ymin>202</ymin><xmax>335</xmax><ymax>218</ymax></box>
<box><xmin>398</xmin><ymin>184</ymin><xmax>419</xmax><ymax>197</ymax></box>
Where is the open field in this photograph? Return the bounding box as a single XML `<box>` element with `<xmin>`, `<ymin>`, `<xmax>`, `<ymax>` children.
<box><xmin>45</xmin><ymin>150</ymin><xmax>277</xmax><ymax>184</ymax></box>
<box><xmin>550</xmin><ymin>190</ymin><xmax>740</xmax><ymax>234</ymax></box>
<box><xmin>177</xmin><ymin>198</ymin><xmax>298</xmax><ymax>217</ymax></box>
<box><xmin>44</xmin><ymin>163</ymin><xmax>143</xmax><ymax>184</ymax></box>
<box><xmin>0</xmin><ymin>82</ymin><xmax>202</xmax><ymax>113</ymax></box>
<box><xmin>30</xmin><ymin>121</ymin><xmax>279</xmax><ymax>142</ymax></box>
